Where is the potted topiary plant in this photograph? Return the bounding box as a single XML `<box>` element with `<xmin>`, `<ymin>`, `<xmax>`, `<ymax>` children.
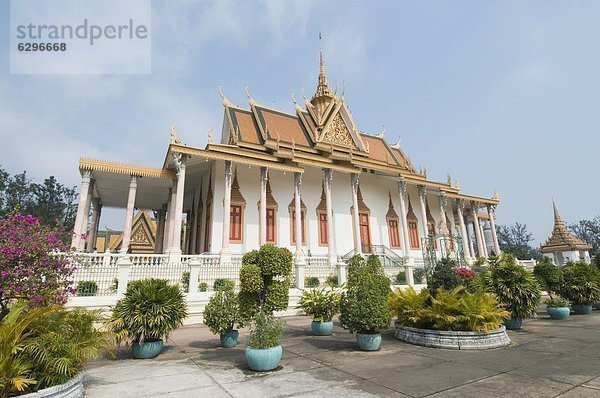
<box><xmin>203</xmin><ymin>287</ymin><xmax>244</xmax><ymax>347</ymax></box>
<box><xmin>340</xmin><ymin>255</ymin><xmax>392</xmax><ymax>351</ymax></box>
<box><xmin>239</xmin><ymin>244</ymin><xmax>292</xmax><ymax>371</ymax></box>
<box><xmin>110</xmin><ymin>278</ymin><xmax>188</xmax><ymax>358</ymax></box>
<box><xmin>298</xmin><ymin>287</ymin><xmax>341</xmax><ymax>336</ymax></box>
<box><xmin>561</xmin><ymin>261</ymin><xmax>600</xmax><ymax>314</ymax></box>
<box><xmin>474</xmin><ymin>254</ymin><xmax>541</xmax><ymax>330</ymax></box>
<box><xmin>544</xmin><ymin>297</ymin><xmax>570</xmax><ymax>320</ymax></box>
<box><xmin>245</xmin><ymin>311</ymin><xmax>285</xmax><ymax>371</ymax></box>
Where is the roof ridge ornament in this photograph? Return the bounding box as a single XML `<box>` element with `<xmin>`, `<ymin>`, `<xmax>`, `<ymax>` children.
<box><xmin>207</xmin><ymin>128</ymin><xmax>213</xmax><ymax>144</ymax></box>
<box><xmin>170</xmin><ymin>123</ymin><xmax>180</xmax><ymax>144</ymax></box>
<box><xmin>376</xmin><ymin>124</ymin><xmax>386</xmax><ymax>139</ymax></box>
<box><xmin>245</xmin><ymin>85</ymin><xmax>257</xmax><ymax>106</ymax></box>
<box><xmin>218</xmin><ymin>86</ymin><xmax>234</xmax><ymax>107</ymax></box>
<box><xmin>492</xmin><ymin>190</ymin><xmax>499</xmax><ymax>200</ymax></box>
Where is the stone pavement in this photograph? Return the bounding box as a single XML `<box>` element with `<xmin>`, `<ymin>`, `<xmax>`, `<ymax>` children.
<box><xmin>85</xmin><ymin>311</ymin><xmax>600</xmax><ymax>397</ymax></box>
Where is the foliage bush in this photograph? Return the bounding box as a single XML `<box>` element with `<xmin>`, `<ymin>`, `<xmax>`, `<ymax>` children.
<box><xmin>339</xmin><ymin>255</ymin><xmax>392</xmax><ymax>334</ymax></box>
<box><xmin>470</xmin><ymin>265</ymin><xmax>487</xmax><ymax>276</ymax></box>
<box><xmin>304</xmin><ymin>276</ymin><xmax>320</xmax><ymax>288</ymax></box>
<box><xmin>473</xmin><ymin>253</ymin><xmax>542</xmax><ymax>319</ymax></box>
<box><xmin>561</xmin><ymin>261</ymin><xmax>600</xmax><ymax>305</ymax></box>
<box><xmin>533</xmin><ymin>257</ymin><xmax>563</xmax><ymax>298</ymax></box>
<box><xmin>413</xmin><ymin>268</ymin><xmax>426</xmax><ymax>284</ymax></box>
<box><xmin>429</xmin><ymin>257</ymin><xmax>462</xmax><ymax>294</ymax></box>
<box><xmin>213</xmin><ymin>278</ymin><xmax>234</xmax><ymax>291</ymax></box>
<box><xmin>326</xmin><ymin>274</ymin><xmax>339</xmax><ymax>288</ymax></box>
<box><xmin>0</xmin><ymin>302</ymin><xmax>107</xmax><ymax>396</ymax></box>
<box><xmin>298</xmin><ymin>288</ymin><xmax>341</xmax><ymax>322</ymax></box>
<box><xmin>388</xmin><ymin>286</ymin><xmax>509</xmax><ymax>332</ymax></box>
<box><xmin>238</xmin><ymin>244</ymin><xmax>292</xmax><ymax>320</ymax></box>
<box><xmin>0</xmin><ymin>213</ymin><xmax>74</xmax><ymax>319</ymax></box>
<box><xmin>203</xmin><ymin>288</ymin><xmax>243</xmax><ymax>335</ymax></box>
<box><xmin>395</xmin><ymin>271</ymin><xmax>406</xmax><ymax>285</ymax></box>
<box><xmin>454</xmin><ymin>268</ymin><xmax>476</xmax><ymax>288</ymax></box>
<box><xmin>544</xmin><ymin>297</ymin><xmax>569</xmax><ymax>308</ymax></box>
<box><xmin>181</xmin><ymin>272</ymin><xmax>190</xmax><ymax>293</ymax></box>
<box><xmin>247</xmin><ymin>312</ymin><xmax>284</xmax><ymax>349</ymax></box>
<box><xmin>76</xmin><ymin>281</ymin><xmax>98</xmax><ymax>297</ymax></box>
<box><xmin>199</xmin><ymin>282</ymin><xmax>208</xmax><ymax>292</ymax></box>
<box><xmin>110</xmin><ymin>278</ymin><xmax>188</xmax><ymax>344</ymax></box>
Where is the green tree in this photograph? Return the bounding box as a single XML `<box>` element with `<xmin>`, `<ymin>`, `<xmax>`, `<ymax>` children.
<box><xmin>568</xmin><ymin>216</ymin><xmax>600</xmax><ymax>252</ymax></box>
<box><xmin>496</xmin><ymin>223</ymin><xmax>541</xmax><ymax>260</ymax></box>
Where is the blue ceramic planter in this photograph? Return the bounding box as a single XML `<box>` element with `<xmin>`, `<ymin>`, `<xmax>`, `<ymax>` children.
<box><xmin>220</xmin><ymin>330</ymin><xmax>239</xmax><ymax>348</ymax></box>
<box><xmin>572</xmin><ymin>304</ymin><xmax>593</xmax><ymax>314</ymax></box>
<box><xmin>245</xmin><ymin>345</ymin><xmax>282</xmax><ymax>371</ymax></box>
<box><xmin>593</xmin><ymin>301</ymin><xmax>600</xmax><ymax>310</ymax></box>
<box><xmin>132</xmin><ymin>340</ymin><xmax>163</xmax><ymax>359</ymax></box>
<box><xmin>311</xmin><ymin>321</ymin><xmax>334</xmax><ymax>336</ymax></box>
<box><xmin>356</xmin><ymin>332</ymin><xmax>381</xmax><ymax>351</ymax></box>
<box><xmin>547</xmin><ymin>307</ymin><xmax>570</xmax><ymax>320</ymax></box>
<box><xmin>504</xmin><ymin>318</ymin><xmax>523</xmax><ymax>330</ymax></box>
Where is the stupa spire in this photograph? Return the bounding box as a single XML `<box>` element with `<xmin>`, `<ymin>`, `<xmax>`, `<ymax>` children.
<box><xmin>314</xmin><ymin>33</ymin><xmax>333</xmax><ymax>99</ymax></box>
<box><xmin>553</xmin><ymin>200</ymin><xmax>561</xmax><ymax>223</ymax></box>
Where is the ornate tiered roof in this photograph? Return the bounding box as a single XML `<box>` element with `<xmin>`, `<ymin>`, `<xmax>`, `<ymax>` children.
<box><xmin>540</xmin><ymin>202</ymin><xmax>591</xmax><ymax>253</ymax></box>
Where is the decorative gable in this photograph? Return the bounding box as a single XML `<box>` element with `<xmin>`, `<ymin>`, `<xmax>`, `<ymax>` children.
<box><xmin>320</xmin><ymin>112</ymin><xmax>356</xmax><ymax>148</ymax></box>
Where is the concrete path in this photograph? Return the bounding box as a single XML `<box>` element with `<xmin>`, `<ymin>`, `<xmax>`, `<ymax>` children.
<box><xmin>85</xmin><ymin>311</ymin><xmax>600</xmax><ymax>397</ymax></box>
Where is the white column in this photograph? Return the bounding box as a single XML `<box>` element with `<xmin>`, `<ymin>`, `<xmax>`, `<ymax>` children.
<box><xmin>164</xmin><ymin>191</ymin><xmax>173</xmax><ymax>252</ymax></box>
<box><xmin>171</xmin><ymin>154</ymin><xmax>187</xmax><ymax>255</ymax></box>
<box><xmin>155</xmin><ymin>205</ymin><xmax>166</xmax><ymax>254</ymax></box>
<box><xmin>189</xmin><ymin>190</ymin><xmax>200</xmax><ymax>255</ymax></box>
<box><xmin>72</xmin><ymin>170</ymin><xmax>92</xmax><ymax>250</ymax></box>
<box><xmin>324</xmin><ymin>168</ymin><xmax>336</xmax><ymax>265</ymax></box>
<box><xmin>79</xmin><ymin>181</ymin><xmax>94</xmax><ymax>252</ymax></box>
<box><xmin>259</xmin><ymin>167</ymin><xmax>268</xmax><ymax>246</ymax></box>
<box><xmin>294</xmin><ymin>172</ymin><xmax>305</xmax><ymax>288</ymax></box>
<box><xmin>397</xmin><ymin>179</ymin><xmax>414</xmax><ymax>285</ymax></box>
<box><xmin>167</xmin><ymin>181</ymin><xmax>178</xmax><ymax>251</ymax></box>
<box><xmin>456</xmin><ymin>200</ymin><xmax>472</xmax><ymax>264</ymax></box>
<box><xmin>467</xmin><ymin>221</ymin><xmax>476</xmax><ymax>259</ymax></box>
<box><xmin>438</xmin><ymin>193</ymin><xmax>448</xmax><ymax>235</ymax></box>
<box><xmin>220</xmin><ymin>161</ymin><xmax>233</xmax><ymax>260</ymax></box>
<box><xmin>120</xmin><ymin>175</ymin><xmax>138</xmax><ymax>254</ymax></box>
<box><xmin>417</xmin><ymin>185</ymin><xmax>429</xmax><ymax>240</ymax></box>
<box><xmin>471</xmin><ymin>202</ymin><xmax>485</xmax><ymax>258</ymax></box>
<box><xmin>86</xmin><ymin>199</ymin><xmax>101</xmax><ymax>252</ymax></box>
<box><xmin>479</xmin><ymin>221</ymin><xmax>489</xmax><ymax>258</ymax></box>
<box><xmin>487</xmin><ymin>204</ymin><xmax>501</xmax><ymax>255</ymax></box>
<box><xmin>351</xmin><ymin>173</ymin><xmax>362</xmax><ymax>255</ymax></box>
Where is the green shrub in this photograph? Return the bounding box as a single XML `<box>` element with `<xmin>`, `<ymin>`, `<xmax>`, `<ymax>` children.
<box><xmin>326</xmin><ymin>274</ymin><xmax>339</xmax><ymax>288</ymax></box>
<box><xmin>470</xmin><ymin>265</ymin><xmax>487</xmax><ymax>275</ymax></box>
<box><xmin>533</xmin><ymin>257</ymin><xmax>562</xmax><ymax>297</ymax></box>
<box><xmin>474</xmin><ymin>254</ymin><xmax>542</xmax><ymax>319</ymax></box>
<box><xmin>76</xmin><ymin>281</ymin><xmax>98</xmax><ymax>296</ymax></box>
<box><xmin>203</xmin><ymin>289</ymin><xmax>244</xmax><ymax>335</ymax></box>
<box><xmin>544</xmin><ymin>297</ymin><xmax>569</xmax><ymax>308</ymax></box>
<box><xmin>474</xmin><ymin>257</ymin><xmax>488</xmax><ymax>266</ymax></box>
<box><xmin>213</xmin><ymin>278</ymin><xmax>235</xmax><ymax>291</ymax></box>
<box><xmin>0</xmin><ymin>302</ymin><xmax>107</xmax><ymax>396</ymax></box>
<box><xmin>429</xmin><ymin>257</ymin><xmax>462</xmax><ymax>294</ymax></box>
<box><xmin>181</xmin><ymin>272</ymin><xmax>190</xmax><ymax>293</ymax></box>
<box><xmin>340</xmin><ymin>255</ymin><xmax>392</xmax><ymax>333</ymax></box>
<box><xmin>304</xmin><ymin>276</ymin><xmax>320</xmax><ymax>288</ymax></box>
<box><xmin>110</xmin><ymin>278</ymin><xmax>189</xmax><ymax>344</ymax></box>
<box><xmin>388</xmin><ymin>286</ymin><xmax>509</xmax><ymax>332</ymax></box>
<box><xmin>413</xmin><ymin>268</ymin><xmax>426</xmax><ymax>283</ymax></box>
<box><xmin>298</xmin><ymin>288</ymin><xmax>341</xmax><ymax>322</ymax></box>
<box><xmin>395</xmin><ymin>271</ymin><xmax>406</xmax><ymax>285</ymax></box>
<box><xmin>247</xmin><ymin>312</ymin><xmax>284</xmax><ymax>349</ymax></box>
<box><xmin>108</xmin><ymin>278</ymin><xmax>119</xmax><ymax>293</ymax></box>
<box><xmin>238</xmin><ymin>245</ymin><xmax>293</xmax><ymax>320</ymax></box>
<box><xmin>199</xmin><ymin>282</ymin><xmax>208</xmax><ymax>292</ymax></box>
<box><xmin>561</xmin><ymin>261</ymin><xmax>600</xmax><ymax>305</ymax></box>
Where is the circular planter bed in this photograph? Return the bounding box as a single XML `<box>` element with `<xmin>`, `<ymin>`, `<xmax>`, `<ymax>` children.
<box><xmin>19</xmin><ymin>373</ymin><xmax>83</xmax><ymax>398</ymax></box>
<box><xmin>394</xmin><ymin>325</ymin><xmax>510</xmax><ymax>350</ymax></box>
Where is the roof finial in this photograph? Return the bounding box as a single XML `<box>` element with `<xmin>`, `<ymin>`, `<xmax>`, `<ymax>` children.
<box><xmin>218</xmin><ymin>86</ymin><xmax>234</xmax><ymax>107</ymax></box>
<box><xmin>245</xmin><ymin>85</ymin><xmax>256</xmax><ymax>105</ymax></box>
<box><xmin>319</xmin><ymin>32</ymin><xmax>324</xmax><ymax>75</ymax></box>
<box><xmin>553</xmin><ymin>200</ymin><xmax>561</xmax><ymax>222</ymax></box>
<box><xmin>170</xmin><ymin>123</ymin><xmax>180</xmax><ymax>144</ymax></box>
<box><xmin>207</xmin><ymin>128</ymin><xmax>213</xmax><ymax>144</ymax></box>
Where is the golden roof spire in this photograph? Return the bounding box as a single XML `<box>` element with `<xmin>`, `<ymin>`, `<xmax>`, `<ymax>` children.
<box><xmin>553</xmin><ymin>200</ymin><xmax>561</xmax><ymax>223</ymax></box>
<box><xmin>311</xmin><ymin>33</ymin><xmax>334</xmax><ymax>122</ymax></box>
<box><xmin>541</xmin><ymin>201</ymin><xmax>591</xmax><ymax>253</ymax></box>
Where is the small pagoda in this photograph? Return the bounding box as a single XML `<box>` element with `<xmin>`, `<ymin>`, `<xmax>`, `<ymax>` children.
<box><xmin>540</xmin><ymin>202</ymin><xmax>591</xmax><ymax>265</ymax></box>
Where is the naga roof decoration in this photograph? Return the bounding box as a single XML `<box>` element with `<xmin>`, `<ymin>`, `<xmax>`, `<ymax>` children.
<box><xmin>540</xmin><ymin>202</ymin><xmax>591</xmax><ymax>253</ymax></box>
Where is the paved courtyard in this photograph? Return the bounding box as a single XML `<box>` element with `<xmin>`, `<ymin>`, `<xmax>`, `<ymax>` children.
<box><xmin>85</xmin><ymin>310</ymin><xmax>600</xmax><ymax>397</ymax></box>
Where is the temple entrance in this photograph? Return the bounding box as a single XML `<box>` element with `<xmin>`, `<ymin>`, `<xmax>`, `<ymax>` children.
<box><xmin>359</xmin><ymin>213</ymin><xmax>371</xmax><ymax>253</ymax></box>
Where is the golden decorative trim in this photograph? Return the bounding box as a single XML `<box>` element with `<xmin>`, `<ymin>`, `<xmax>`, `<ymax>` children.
<box><xmin>79</xmin><ymin>158</ymin><xmax>174</xmax><ymax>179</ymax></box>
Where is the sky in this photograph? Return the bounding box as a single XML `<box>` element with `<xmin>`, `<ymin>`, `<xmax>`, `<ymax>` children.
<box><xmin>1</xmin><ymin>0</ymin><xmax>599</xmax><ymax>245</ymax></box>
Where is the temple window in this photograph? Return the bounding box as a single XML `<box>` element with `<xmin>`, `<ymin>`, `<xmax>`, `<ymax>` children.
<box><xmin>388</xmin><ymin>218</ymin><xmax>401</xmax><ymax>248</ymax></box>
<box><xmin>318</xmin><ymin>212</ymin><xmax>328</xmax><ymax>245</ymax></box>
<box><xmin>230</xmin><ymin>205</ymin><xmax>243</xmax><ymax>242</ymax></box>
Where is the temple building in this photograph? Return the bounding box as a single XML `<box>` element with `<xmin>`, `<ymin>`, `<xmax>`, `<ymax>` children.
<box><xmin>70</xmin><ymin>47</ymin><xmax>501</xmax><ymax>283</ymax></box>
<box><xmin>540</xmin><ymin>202</ymin><xmax>591</xmax><ymax>265</ymax></box>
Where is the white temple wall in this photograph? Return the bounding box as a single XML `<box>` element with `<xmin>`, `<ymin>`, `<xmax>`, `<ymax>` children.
<box><xmin>329</xmin><ymin>170</ymin><xmax>354</xmax><ymax>256</ymax></box>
